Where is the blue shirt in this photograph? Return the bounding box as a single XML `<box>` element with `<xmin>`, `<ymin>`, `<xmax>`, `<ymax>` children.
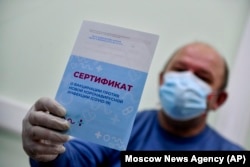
<box><xmin>30</xmin><ymin>110</ymin><xmax>243</xmax><ymax>167</ymax></box>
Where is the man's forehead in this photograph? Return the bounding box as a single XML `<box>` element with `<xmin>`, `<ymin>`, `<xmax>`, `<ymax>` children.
<box><xmin>172</xmin><ymin>43</ymin><xmax>224</xmax><ymax>67</ymax></box>
<box><xmin>165</xmin><ymin>42</ymin><xmax>225</xmax><ymax>82</ymax></box>
<box><xmin>163</xmin><ymin>42</ymin><xmax>227</xmax><ymax>90</ymax></box>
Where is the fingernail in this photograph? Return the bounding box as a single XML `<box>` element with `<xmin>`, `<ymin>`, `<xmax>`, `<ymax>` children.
<box><xmin>63</xmin><ymin>120</ymin><xmax>70</xmax><ymax>129</ymax></box>
<box><xmin>68</xmin><ymin>135</ymin><xmax>74</xmax><ymax>141</ymax></box>
<box><xmin>58</xmin><ymin>145</ymin><xmax>66</xmax><ymax>153</ymax></box>
<box><xmin>60</xmin><ymin>107</ymin><xmax>67</xmax><ymax>115</ymax></box>
<box><xmin>57</xmin><ymin>104</ymin><xmax>66</xmax><ymax>116</ymax></box>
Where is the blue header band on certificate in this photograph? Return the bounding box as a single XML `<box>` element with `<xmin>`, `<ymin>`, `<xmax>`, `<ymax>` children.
<box><xmin>56</xmin><ymin>55</ymin><xmax>147</xmax><ymax>150</ymax></box>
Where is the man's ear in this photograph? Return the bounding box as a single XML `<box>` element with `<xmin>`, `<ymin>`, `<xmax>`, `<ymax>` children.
<box><xmin>159</xmin><ymin>72</ymin><xmax>164</xmax><ymax>86</ymax></box>
<box><xmin>211</xmin><ymin>91</ymin><xmax>228</xmax><ymax>110</ymax></box>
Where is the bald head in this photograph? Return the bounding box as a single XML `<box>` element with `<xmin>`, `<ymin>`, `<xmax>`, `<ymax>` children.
<box><xmin>162</xmin><ymin>42</ymin><xmax>229</xmax><ymax>91</ymax></box>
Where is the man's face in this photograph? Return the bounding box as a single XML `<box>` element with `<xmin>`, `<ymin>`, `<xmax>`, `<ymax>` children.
<box><xmin>158</xmin><ymin>43</ymin><xmax>227</xmax><ymax>129</ymax></box>
<box><xmin>163</xmin><ymin>43</ymin><xmax>224</xmax><ymax>91</ymax></box>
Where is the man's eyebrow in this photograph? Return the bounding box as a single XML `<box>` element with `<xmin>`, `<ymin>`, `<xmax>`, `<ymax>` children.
<box><xmin>171</xmin><ymin>61</ymin><xmax>187</xmax><ymax>67</ymax></box>
<box><xmin>196</xmin><ymin>68</ymin><xmax>213</xmax><ymax>78</ymax></box>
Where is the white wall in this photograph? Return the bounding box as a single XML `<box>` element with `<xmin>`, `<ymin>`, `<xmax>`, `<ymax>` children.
<box><xmin>0</xmin><ymin>0</ymin><xmax>250</xmax><ymax>148</ymax></box>
<box><xmin>216</xmin><ymin>13</ymin><xmax>250</xmax><ymax>149</ymax></box>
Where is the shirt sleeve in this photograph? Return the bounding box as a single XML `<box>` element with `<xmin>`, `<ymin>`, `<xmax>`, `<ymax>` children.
<box><xmin>30</xmin><ymin>138</ymin><xmax>116</xmax><ymax>167</ymax></box>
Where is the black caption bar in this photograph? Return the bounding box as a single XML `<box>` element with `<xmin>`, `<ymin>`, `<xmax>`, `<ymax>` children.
<box><xmin>121</xmin><ymin>151</ymin><xmax>250</xmax><ymax>167</ymax></box>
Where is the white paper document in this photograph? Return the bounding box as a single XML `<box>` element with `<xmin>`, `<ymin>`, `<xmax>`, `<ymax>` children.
<box><xmin>55</xmin><ymin>20</ymin><xmax>159</xmax><ymax>150</ymax></box>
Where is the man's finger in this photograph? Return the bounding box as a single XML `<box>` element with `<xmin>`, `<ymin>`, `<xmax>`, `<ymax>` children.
<box><xmin>29</xmin><ymin>111</ymin><xmax>69</xmax><ymax>131</ymax></box>
<box><xmin>28</xmin><ymin>142</ymin><xmax>65</xmax><ymax>155</ymax></box>
<box><xmin>34</xmin><ymin>97</ymin><xmax>66</xmax><ymax>117</ymax></box>
<box><xmin>30</xmin><ymin>126</ymin><xmax>69</xmax><ymax>143</ymax></box>
<box><xmin>27</xmin><ymin>141</ymin><xmax>66</xmax><ymax>162</ymax></box>
<box><xmin>32</xmin><ymin>154</ymin><xmax>59</xmax><ymax>162</ymax></box>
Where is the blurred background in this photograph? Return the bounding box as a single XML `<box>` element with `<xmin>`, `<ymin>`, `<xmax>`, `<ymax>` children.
<box><xmin>0</xmin><ymin>1</ymin><xmax>250</xmax><ymax>166</ymax></box>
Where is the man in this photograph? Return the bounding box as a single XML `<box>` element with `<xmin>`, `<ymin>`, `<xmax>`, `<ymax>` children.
<box><xmin>22</xmin><ymin>42</ymin><xmax>243</xmax><ymax>167</ymax></box>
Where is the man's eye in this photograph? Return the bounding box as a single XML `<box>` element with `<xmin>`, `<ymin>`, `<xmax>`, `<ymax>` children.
<box><xmin>198</xmin><ymin>76</ymin><xmax>212</xmax><ymax>84</ymax></box>
<box><xmin>173</xmin><ymin>67</ymin><xmax>186</xmax><ymax>72</ymax></box>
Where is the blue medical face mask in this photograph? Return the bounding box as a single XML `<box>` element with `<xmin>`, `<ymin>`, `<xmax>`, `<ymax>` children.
<box><xmin>159</xmin><ymin>71</ymin><xmax>212</xmax><ymax>121</ymax></box>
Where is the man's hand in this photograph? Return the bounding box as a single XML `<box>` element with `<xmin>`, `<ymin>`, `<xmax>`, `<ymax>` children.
<box><xmin>22</xmin><ymin>97</ymin><xmax>70</xmax><ymax>162</ymax></box>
